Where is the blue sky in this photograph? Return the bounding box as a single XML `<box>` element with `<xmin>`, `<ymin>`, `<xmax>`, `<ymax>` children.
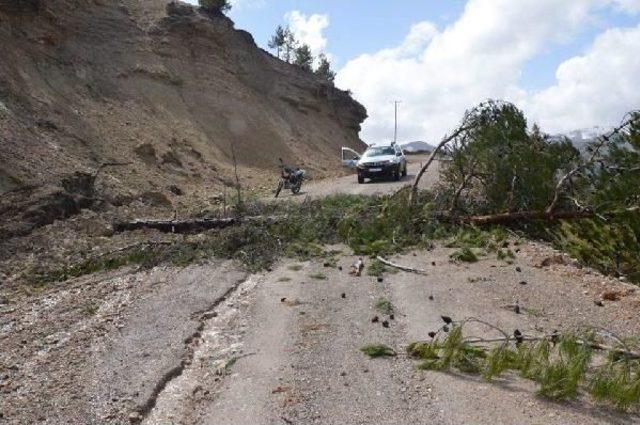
<box><xmin>227</xmin><ymin>1</ymin><xmax>467</xmax><ymax>66</ymax></box>
<box><xmin>186</xmin><ymin>0</ymin><xmax>640</xmax><ymax>143</ymax></box>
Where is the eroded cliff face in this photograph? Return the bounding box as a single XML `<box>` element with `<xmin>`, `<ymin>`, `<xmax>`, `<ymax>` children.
<box><xmin>0</xmin><ymin>0</ymin><xmax>366</xmax><ymax>237</ymax></box>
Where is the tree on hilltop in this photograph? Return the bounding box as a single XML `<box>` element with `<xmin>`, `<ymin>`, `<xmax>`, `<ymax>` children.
<box><xmin>294</xmin><ymin>44</ymin><xmax>314</xmax><ymax>71</ymax></box>
<box><xmin>283</xmin><ymin>27</ymin><xmax>297</xmax><ymax>63</ymax></box>
<box><xmin>199</xmin><ymin>0</ymin><xmax>231</xmax><ymax>14</ymax></box>
<box><xmin>315</xmin><ymin>53</ymin><xmax>336</xmax><ymax>83</ymax></box>
<box><xmin>268</xmin><ymin>25</ymin><xmax>287</xmax><ymax>59</ymax></box>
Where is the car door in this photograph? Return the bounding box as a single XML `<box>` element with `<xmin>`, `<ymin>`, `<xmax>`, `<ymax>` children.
<box><xmin>341</xmin><ymin>147</ymin><xmax>361</xmax><ymax>168</ymax></box>
<box><xmin>395</xmin><ymin>145</ymin><xmax>407</xmax><ymax>169</ymax></box>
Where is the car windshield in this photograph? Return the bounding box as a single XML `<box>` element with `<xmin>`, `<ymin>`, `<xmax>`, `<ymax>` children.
<box><xmin>363</xmin><ymin>146</ymin><xmax>395</xmax><ymax>157</ymax></box>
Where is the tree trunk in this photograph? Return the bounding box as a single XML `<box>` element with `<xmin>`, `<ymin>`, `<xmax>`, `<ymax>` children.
<box><xmin>459</xmin><ymin>210</ymin><xmax>595</xmax><ymax>225</ymax></box>
<box><xmin>114</xmin><ymin>215</ymin><xmax>285</xmax><ymax>233</ymax></box>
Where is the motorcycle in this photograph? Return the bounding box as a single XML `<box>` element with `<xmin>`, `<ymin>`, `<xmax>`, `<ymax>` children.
<box><xmin>275</xmin><ymin>158</ymin><xmax>305</xmax><ymax>198</ymax></box>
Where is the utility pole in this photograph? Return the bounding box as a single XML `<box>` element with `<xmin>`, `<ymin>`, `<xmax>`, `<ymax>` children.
<box><xmin>394</xmin><ymin>100</ymin><xmax>402</xmax><ymax>143</ymax></box>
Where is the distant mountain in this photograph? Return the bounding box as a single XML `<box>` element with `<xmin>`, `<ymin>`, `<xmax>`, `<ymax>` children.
<box><xmin>550</xmin><ymin>126</ymin><xmax>613</xmax><ymax>155</ymax></box>
<box><xmin>400</xmin><ymin>140</ymin><xmax>436</xmax><ymax>153</ymax></box>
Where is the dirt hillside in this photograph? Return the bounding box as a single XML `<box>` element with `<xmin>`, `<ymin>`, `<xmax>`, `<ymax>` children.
<box><xmin>0</xmin><ymin>0</ymin><xmax>366</xmax><ymax>238</ymax></box>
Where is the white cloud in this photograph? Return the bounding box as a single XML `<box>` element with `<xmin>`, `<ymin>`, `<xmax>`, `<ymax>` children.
<box><xmin>285</xmin><ymin>11</ymin><xmax>330</xmax><ymax>57</ymax></box>
<box><xmin>612</xmin><ymin>0</ymin><xmax>640</xmax><ymax>13</ymax></box>
<box><xmin>527</xmin><ymin>24</ymin><xmax>640</xmax><ymax>132</ymax></box>
<box><xmin>336</xmin><ymin>0</ymin><xmax>640</xmax><ymax>143</ymax></box>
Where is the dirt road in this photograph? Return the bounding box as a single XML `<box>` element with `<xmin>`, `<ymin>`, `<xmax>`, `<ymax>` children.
<box><xmin>276</xmin><ymin>156</ymin><xmax>439</xmax><ymax>199</ymax></box>
<box><xmin>2</xmin><ymin>161</ymin><xmax>640</xmax><ymax>424</ymax></box>
<box><xmin>137</xmin><ymin>246</ymin><xmax>639</xmax><ymax>425</ymax></box>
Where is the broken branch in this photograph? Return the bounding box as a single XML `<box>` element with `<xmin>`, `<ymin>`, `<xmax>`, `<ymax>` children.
<box><xmin>376</xmin><ymin>256</ymin><xmax>428</xmax><ymax>275</ymax></box>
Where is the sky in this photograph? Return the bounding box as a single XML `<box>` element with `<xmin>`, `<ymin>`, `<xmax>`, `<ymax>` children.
<box><xmin>186</xmin><ymin>0</ymin><xmax>640</xmax><ymax>144</ymax></box>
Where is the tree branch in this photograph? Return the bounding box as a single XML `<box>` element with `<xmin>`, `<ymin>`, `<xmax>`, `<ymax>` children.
<box><xmin>376</xmin><ymin>256</ymin><xmax>429</xmax><ymax>275</ymax></box>
<box><xmin>409</xmin><ymin>124</ymin><xmax>473</xmax><ymax>203</ymax></box>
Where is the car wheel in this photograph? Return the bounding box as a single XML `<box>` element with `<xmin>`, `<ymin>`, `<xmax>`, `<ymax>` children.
<box><xmin>358</xmin><ymin>175</ymin><xmax>364</xmax><ymax>184</ymax></box>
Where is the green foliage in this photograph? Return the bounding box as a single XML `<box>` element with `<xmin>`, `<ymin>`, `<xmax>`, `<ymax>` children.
<box><xmin>367</xmin><ymin>259</ymin><xmax>387</xmax><ymax>277</ymax></box>
<box><xmin>446</xmin><ymin>226</ymin><xmax>508</xmax><ymax>252</ymax></box>
<box><xmin>436</xmin><ymin>103</ymin><xmax>639</xmax><ymax>284</ymax></box>
<box><xmin>268</xmin><ymin>25</ymin><xmax>287</xmax><ymax>59</ymax></box>
<box><xmin>415</xmin><ymin>326</ymin><xmax>486</xmax><ymax>373</ymax></box>
<box><xmin>283</xmin><ymin>27</ymin><xmax>296</xmax><ymax>62</ymax></box>
<box><xmin>294</xmin><ymin>44</ymin><xmax>314</xmax><ymax>71</ymax></box>
<box><xmin>407</xmin><ymin>342</ymin><xmax>440</xmax><ymax>360</ymax></box>
<box><xmin>550</xmin><ymin>113</ymin><xmax>640</xmax><ymax>283</ymax></box>
<box><xmin>308</xmin><ymin>272</ymin><xmax>327</xmax><ymax>280</ymax></box>
<box><xmin>551</xmin><ymin>113</ymin><xmax>640</xmax><ymax>282</ymax></box>
<box><xmin>517</xmin><ymin>339</ymin><xmax>551</xmax><ymax>380</ymax></box>
<box><xmin>483</xmin><ymin>344</ymin><xmax>519</xmax><ymax>380</ymax></box>
<box><xmin>26</xmin><ymin>246</ymin><xmax>161</xmax><ymax>287</ymax></box>
<box><xmin>322</xmin><ymin>254</ymin><xmax>338</xmax><ymax>268</ymax></box>
<box><xmin>360</xmin><ymin>344</ymin><xmax>397</xmax><ymax>358</ymax></box>
<box><xmin>406</xmin><ymin>325</ymin><xmax>640</xmax><ymax>410</ymax></box>
<box><xmin>199</xmin><ymin>0</ymin><xmax>231</xmax><ymax>13</ymax></box>
<box><xmin>375</xmin><ymin>298</ymin><xmax>394</xmax><ymax>315</ymax></box>
<box><xmin>497</xmin><ymin>248</ymin><xmax>515</xmax><ymax>261</ymax></box>
<box><xmin>553</xmin><ymin>218</ymin><xmax>640</xmax><ymax>283</ymax></box>
<box><xmin>591</xmin><ymin>357</ymin><xmax>640</xmax><ymax>411</ymax></box>
<box><xmin>524</xmin><ymin>307</ymin><xmax>542</xmax><ymax>317</ymax></box>
<box><xmin>268</xmin><ymin>25</ymin><xmax>304</xmax><ymax>64</ymax></box>
<box><xmin>337</xmin><ymin>190</ymin><xmax>431</xmax><ymax>255</ymax></box>
<box><xmin>284</xmin><ymin>241</ymin><xmax>324</xmax><ymax>260</ymax></box>
<box><xmin>450</xmin><ymin>247</ymin><xmax>479</xmax><ymax>263</ymax></box>
<box><xmin>536</xmin><ymin>334</ymin><xmax>592</xmax><ymax>399</ymax></box>
<box><xmin>438</xmin><ymin>100</ymin><xmax>580</xmax><ymax>215</ymax></box>
<box><xmin>314</xmin><ymin>53</ymin><xmax>336</xmax><ymax>83</ymax></box>
<box><xmin>584</xmin><ymin>112</ymin><xmax>640</xmax><ymax>213</ymax></box>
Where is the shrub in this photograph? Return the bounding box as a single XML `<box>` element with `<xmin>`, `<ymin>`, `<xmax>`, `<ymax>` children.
<box><xmin>450</xmin><ymin>247</ymin><xmax>479</xmax><ymax>263</ymax></box>
<box><xmin>375</xmin><ymin>298</ymin><xmax>394</xmax><ymax>315</ymax></box>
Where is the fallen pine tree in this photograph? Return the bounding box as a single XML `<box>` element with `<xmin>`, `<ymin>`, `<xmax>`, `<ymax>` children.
<box><xmin>113</xmin><ymin>215</ymin><xmax>285</xmax><ymax>233</ymax></box>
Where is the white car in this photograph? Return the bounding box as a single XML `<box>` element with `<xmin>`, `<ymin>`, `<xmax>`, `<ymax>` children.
<box><xmin>349</xmin><ymin>143</ymin><xmax>407</xmax><ymax>184</ymax></box>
